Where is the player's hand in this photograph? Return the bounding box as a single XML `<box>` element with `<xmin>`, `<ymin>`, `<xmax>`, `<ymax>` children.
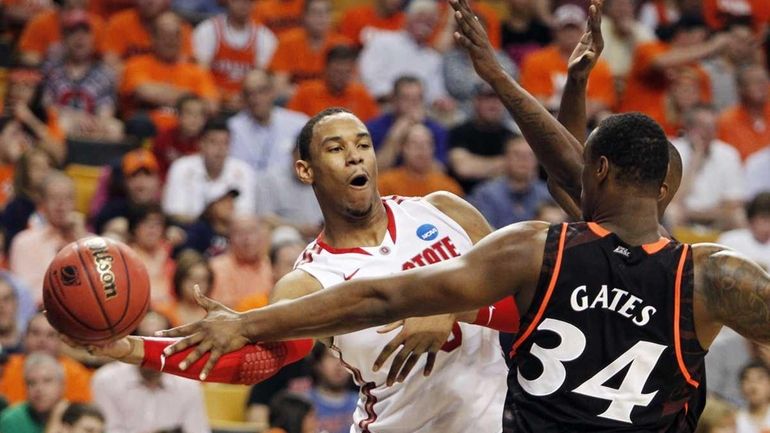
<box><xmin>372</xmin><ymin>314</ymin><xmax>456</xmax><ymax>386</ymax></box>
<box><xmin>449</xmin><ymin>0</ymin><xmax>502</xmax><ymax>81</ymax></box>
<box><xmin>155</xmin><ymin>286</ymin><xmax>250</xmax><ymax>380</ymax></box>
<box><xmin>567</xmin><ymin>0</ymin><xmax>604</xmax><ymax>82</ymax></box>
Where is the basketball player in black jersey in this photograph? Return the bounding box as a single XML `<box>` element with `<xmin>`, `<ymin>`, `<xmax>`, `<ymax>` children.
<box><xmin>157</xmin><ymin>2</ymin><xmax>770</xmax><ymax>432</ymax></box>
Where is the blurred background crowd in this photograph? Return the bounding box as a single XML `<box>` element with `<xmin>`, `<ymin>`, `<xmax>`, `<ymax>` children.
<box><xmin>0</xmin><ymin>0</ymin><xmax>767</xmax><ymax>432</ymax></box>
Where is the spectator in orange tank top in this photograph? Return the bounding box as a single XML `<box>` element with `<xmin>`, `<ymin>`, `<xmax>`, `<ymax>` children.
<box><xmin>519</xmin><ymin>4</ymin><xmax>615</xmax><ymax>119</ymax></box>
<box><xmin>620</xmin><ymin>15</ymin><xmax>726</xmax><ymax>128</ymax></box>
<box><xmin>287</xmin><ymin>45</ymin><xmax>379</xmax><ymax>122</ymax></box>
<box><xmin>269</xmin><ymin>0</ymin><xmax>353</xmax><ymax>102</ymax></box>
<box><xmin>338</xmin><ymin>0</ymin><xmax>405</xmax><ymax>46</ymax></box>
<box><xmin>193</xmin><ymin>0</ymin><xmax>277</xmax><ymax>111</ymax></box>
<box><xmin>103</xmin><ymin>0</ymin><xmax>194</xmax><ymax>71</ymax></box>
<box><xmin>718</xmin><ymin>65</ymin><xmax>770</xmax><ymax>161</ymax></box>
<box><xmin>251</xmin><ymin>0</ymin><xmax>304</xmax><ymax>36</ymax></box>
<box><xmin>120</xmin><ymin>12</ymin><xmax>219</xmax><ymax>131</ymax></box>
<box><xmin>18</xmin><ymin>0</ymin><xmax>106</xmax><ymax>67</ymax></box>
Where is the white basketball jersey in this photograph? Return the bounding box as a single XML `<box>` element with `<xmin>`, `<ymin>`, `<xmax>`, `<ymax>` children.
<box><xmin>296</xmin><ymin>196</ymin><xmax>507</xmax><ymax>433</ymax></box>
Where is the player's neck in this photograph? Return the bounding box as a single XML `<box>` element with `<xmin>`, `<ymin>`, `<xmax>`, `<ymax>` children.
<box><xmin>591</xmin><ymin>196</ymin><xmax>662</xmax><ymax>245</ymax></box>
<box><xmin>322</xmin><ymin>201</ymin><xmax>388</xmax><ymax>248</ymax></box>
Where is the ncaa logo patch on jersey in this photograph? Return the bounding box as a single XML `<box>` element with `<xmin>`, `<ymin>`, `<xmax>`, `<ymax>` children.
<box><xmin>416</xmin><ymin>224</ymin><xmax>439</xmax><ymax>241</ymax></box>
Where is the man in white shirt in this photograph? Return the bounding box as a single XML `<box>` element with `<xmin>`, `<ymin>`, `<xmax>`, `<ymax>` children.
<box><xmin>227</xmin><ymin>70</ymin><xmax>308</xmax><ymax>174</ymax></box>
<box><xmin>91</xmin><ymin>311</ymin><xmax>211</xmax><ymax>433</ymax></box>
<box><xmin>718</xmin><ymin>192</ymin><xmax>770</xmax><ymax>270</ymax></box>
<box><xmin>163</xmin><ymin>117</ymin><xmax>256</xmax><ymax>222</ymax></box>
<box><xmin>359</xmin><ymin>0</ymin><xmax>448</xmax><ymax>104</ymax></box>
<box><xmin>193</xmin><ymin>0</ymin><xmax>276</xmax><ymax>108</ymax></box>
<box><xmin>669</xmin><ymin>105</ymin><xmax>748</xmax><ymax>230</ymax></box>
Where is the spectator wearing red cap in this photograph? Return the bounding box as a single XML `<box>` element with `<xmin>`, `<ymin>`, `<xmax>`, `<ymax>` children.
<box><xmin>42</xmin><ymin>9</ymin><xmax>122</xmax><ymax>142</ymax></box>
<box><xmin>18</xmin><ymin>0</ymin><xmax>105</xmax><ymax>67</ymax></box>
<box><xmin>193</xmin><ymin>0</ymin><xmax>277</xmax><ymax>110</ymax></box>
<box><xmin>519</xmin><ymin>4</ymin><xmax>615</xmax><ymax>119</ymax></box>
<box><xmin>91</xmin><ymin>148</ymin><xmax>161</xmax><ymax>238</ymax></box>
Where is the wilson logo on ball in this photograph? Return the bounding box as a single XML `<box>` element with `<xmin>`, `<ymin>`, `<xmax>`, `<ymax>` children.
<box><xmin>86</xmin><ymin>238</ymin><xmax>118</xmax><ymax>299</ymax></box>
<box><xmin>60</xmin><ymin>266</ymin><xmax>80</xmax><ymax>286</ymax></box>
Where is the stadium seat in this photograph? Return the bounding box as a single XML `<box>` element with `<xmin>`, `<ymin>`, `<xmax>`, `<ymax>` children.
<box><xmin>64</xmin><ymin>164</ymin><xmax>107</xmax><ymax>215</ymax></box>
<box><xmin>203</xmin><ymin>383</ymin><xmax>266</xmax><ymax>433</ymax></box>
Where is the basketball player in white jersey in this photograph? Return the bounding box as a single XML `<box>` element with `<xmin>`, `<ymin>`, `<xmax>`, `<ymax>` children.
<box><xmin>77</xmin><ymin>107</ymin><xmax>516</xmax><ymax>433</ymax></box>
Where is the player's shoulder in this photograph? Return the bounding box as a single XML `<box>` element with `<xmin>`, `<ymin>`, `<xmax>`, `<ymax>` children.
<box><xmin>271</xmin><ymin>268</ymin><xmax>323</xmax><ymax>302</ymax></box>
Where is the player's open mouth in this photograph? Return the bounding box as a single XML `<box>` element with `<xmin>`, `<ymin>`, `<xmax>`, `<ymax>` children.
<box><xmin>349</xmin><ymin>174</ymin><xmax>369</xmax><ymax>189</ymax></box>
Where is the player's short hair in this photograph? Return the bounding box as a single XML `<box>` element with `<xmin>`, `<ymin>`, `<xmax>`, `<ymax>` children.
<box><xmin>296</xmin><ymin>107</ymin><xmax>354</xmax><ymax>161</ymax></box>
<box><xmin>589</xmin><ymin>113</ymin><xmax>669</xmax><ymax>194</ymax></box>
<box><xmin>739</xmin><ymin>361</ymin><xmax>770</xmax><ymax>382</ymax></box>
<box><xmin>747</xmin><ymin>192</ymin><xmax>770</xmax><ymax>220</ymax></box>
<box><xmin>61</xmin><ymin>404</ymin><xmax>105</xmax><ymax>426</ymax></box>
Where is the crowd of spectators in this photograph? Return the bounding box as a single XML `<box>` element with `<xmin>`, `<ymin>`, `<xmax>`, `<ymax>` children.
<box><xmin>0</xmin><ymin>0</ymin><xmax>768</xmax><ymax>432</ymax></box>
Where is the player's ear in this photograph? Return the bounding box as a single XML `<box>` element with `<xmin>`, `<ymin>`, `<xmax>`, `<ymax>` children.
<box><xmin>295</xmin><ymin>159</ymin><xmax>313</xmax><ymax>185</ymax></box>
<box><xmin>596</xmin><ymin>155</ymin><xmax>609</xmax><ymax>183</ymax></box>
<box><xmin>658</xmin><ymin>182</ymin><xmax>669</xmax><ymax>202</ymax></box>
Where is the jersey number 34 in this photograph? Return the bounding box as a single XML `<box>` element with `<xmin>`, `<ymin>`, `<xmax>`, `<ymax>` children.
<box><xmin>517</xmin><ymin>318</ymin><xmax>666</xmax><ymax>424</ymax></box>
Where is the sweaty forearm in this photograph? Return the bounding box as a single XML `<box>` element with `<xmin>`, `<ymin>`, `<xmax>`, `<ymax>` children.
<box><xmin>484</xmin><ymin>69</ymin><xmax>583</xmax><ymax>192</ymax></box>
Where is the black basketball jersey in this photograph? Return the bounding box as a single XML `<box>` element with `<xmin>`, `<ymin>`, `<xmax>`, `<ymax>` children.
<box><xmin>507</xmin><ymin>222</ymin><xmax>707</xmax><ymax>433</ymax></box>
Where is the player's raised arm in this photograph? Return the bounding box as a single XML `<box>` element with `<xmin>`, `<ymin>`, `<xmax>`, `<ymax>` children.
<box><xmin>450</xmin><ymin>0</ymin><xmax>583</xmax><ymax>200</ymax></box>
<box><xmin>161</xmin><ymin>221</ymin><xmax>547</xmax><ymax>348</ymax></box>
<box><xmin>694</xmin><ymin>244</ymin><xmax>770</xmax><ymax>346</ymax></box>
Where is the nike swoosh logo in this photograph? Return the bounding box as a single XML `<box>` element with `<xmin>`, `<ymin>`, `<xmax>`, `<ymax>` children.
<box><xmin>344</xmin><ymin>268</ymin><xmax>361</xmax><ymax>281</ymax></box>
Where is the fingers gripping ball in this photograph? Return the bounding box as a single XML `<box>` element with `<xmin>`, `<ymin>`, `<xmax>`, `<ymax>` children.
<box><xmin>43</xmin><ymin>237</ymin><xmax>151</xmax><ymax>345</ymax></box>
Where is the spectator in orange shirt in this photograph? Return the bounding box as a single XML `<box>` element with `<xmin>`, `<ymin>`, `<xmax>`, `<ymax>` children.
<box><xmin>287</xmin><ymin>45</ymin><xmax>379</xmax><ymax>122</ymax></box>
<box><xmin>656</xmin><ymin>66</ymin><xmax>710</xmax><ymax>136</ymax></box>
<box><xmin>251</xmin><ymin>0</ymin><xmax>304</xmax><ymax>36</ymax></box>
<box><xmin>193</xmin><ymin>0</ymin><xmax>277</xmax><ymax>110</ymax></box>
<box><xmin>209</xmin><ymin>214</ymin><xmax>273</xmax><ymax>309</ymax></box>
<box><xmin>718</xmin><ymin>65</ymin><xmax>770</xmax><ymax>161</ymax></box>
<box><xmin>621</xmin><ymin>15</ymin><xmax>727</xmax><ymax>130</ymax></box>
<box><xmin>519</xmin><ymin>4</ymin><xmax>615</xmax><ymax>120</ymax></box>
<box><xmin>0</xmin><ymin>117</ymin><xmax>32</xmax><ymax>209</ymax></box>
<box><xmin>103</xmin><ymin>0</ymin><xmax>193</xmax><ymax>70</ymax></box>
<box><xmin>338</xmin><ymin>0</ymin><xmax>405</xmax><ymax>46</ymax></box>
<box><xmin>120</xmin><ymin>12</ymin><xmax>219</xmax><ymax>130</ymax></box>
<box><xmin>269</xmin><ymin>0</ymin><xmax>353</xmax><ymax>101</ymax></box>
<box><xmin>0</xmin><ymin>312</ymin><xmax>92</xmax><ymax>404</ymax></box>
<box><xmin>378</xmin><ymin>123</ymin><xmax>463</xmax><ymax>197</ymax></box>
<box><xmin>18</xmin><ymin>0</ymin><xmax>105</xmax><ymax>66</ymax></box>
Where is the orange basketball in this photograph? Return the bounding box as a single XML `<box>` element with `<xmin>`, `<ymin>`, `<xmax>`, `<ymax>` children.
<box><xmin>43</xmin><ymin>237</ymin><xmax>151</xmax><ymax>345</ymax></box>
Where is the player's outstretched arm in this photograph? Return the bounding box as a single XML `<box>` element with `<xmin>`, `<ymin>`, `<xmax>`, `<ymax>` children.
<box><xmin>160</xmin><ymin>222</ymin><xmax>548</xmax><ymax>354</ymax></box>
<box><xmin>450</xmin><ymin>0</ymin><xmax>583</xmax><ymax>200</ymax></box>
<box><xmin>695</xmin><ymin>244</ymin><xmax>770</xmax><ymax>347</ymax></box>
